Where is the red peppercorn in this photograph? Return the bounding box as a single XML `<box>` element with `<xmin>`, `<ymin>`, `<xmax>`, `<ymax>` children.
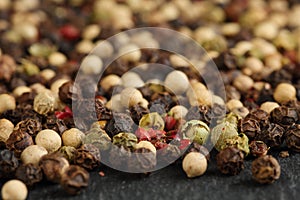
<box><xmin>59</xmin><ymin>25</ymin><xmax>80</xmax><ymax>41</ymax></box>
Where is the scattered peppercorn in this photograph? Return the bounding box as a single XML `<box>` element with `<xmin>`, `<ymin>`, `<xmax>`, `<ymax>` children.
<box><xmin>216</xmin><ymin>147</ymin><xmax>244</xmax><ymax>176</ymax></box>
<box><xmin>285</xmin><ymin>124</ymin><xmax>300</xmax><ymax>152</ymax></box>
<box><xmin>15</xmin><ymin>164</ymin><xmax>43</xmax><ymax>187</ymax></box>
<box><xmin>251</xmin><ymin>155</ymin><xmax>280</xmax><ymax>184</ymax></box>
<box><xmin>249</xmin><ymin>141</ymin><xmax>269</xmax><ymax>157</ymax></box>
<box><xmin>0</xmin><ymin>149</ymin><xmax>19</xmax><ymax>179</ymax></box>
<box><xmin>182</xmin><ymin>152</ymin><xmax>207</xmax><ymax>178</ymax></box>
<box><xmin>74</xmin><ymin>144</ymin><xmax>101</xmax><ymax>170</ymax></box>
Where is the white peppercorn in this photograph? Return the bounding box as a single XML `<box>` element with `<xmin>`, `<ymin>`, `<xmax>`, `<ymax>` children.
<box><xmin>254</xmin><ymin>21</ymin><xmax>279</xmax><ymax>40</ymax></box>
<box><xmin>80</xmin><ymin>54</ymin><xmax>103</xmax><ymax>75</ymax></box>
<box><xmin>33</xmin><ymin>91</ymin><xmax>55</xmax><ymax>115</ymax></box>
<box><xmin>1</xmin><ymin>180</ymin><xmax>28</xmax><ymax>200</ymax></box>
<box><xmin>92</xmin><ymin>40</ymin><xmax>114</xmax><ymax>58</ymax></box>
<box><xmin>35</xmin><ymin>129</ymin><xmax>62</xmax><ymax>153</ymax></box>
<box><xmin>100</xmin><ymin>74</ymin><xmax>122</xmax><ymax>92</ymax></box>
<box><xmin>244</xmin><ymin>57</ymin><xmax>264</xmax><ymax>74</ymax></box>
<box><xmin>120</xmin><ymin>87</ymin><xmax>143</xmax><ymax>108</ymax></box>
<box><xmin>48</xmin><ymin>52</ymin><xmax>67</xmax><ymax>67</ymax></box>
<box><xmin>226</xmin><ymin>99</ymin><xmax>244</xmax><ymax>111</ymax></box>
<box><xmin>62</xmin><ymin>128</ymin><xmax>85</xmax><ymax>148</ymax></box>
<box><xmin>0</xmin><ymin>119</ymin><xmax>14</xmax><ymax>142</ymax></box>
<box><xmin>30</xmin><ymin>83</ymin><xmax>47</xmax><ymax>94</ymax></box>
<box><xmin>20</xmin><ymin>145</ymin><xmax>48</xmax><ymax>165</ymax></box>
<box><xmin>106</xmin><ymin>94</ymin><xmax>123</xmax><ymax>112</ymax></box>
<box><xmin>0</xmin><ymin>94</ymin><xmax>16</xmax><ymax>114</ymax></box>
<box><xmin>182</xmin><ymin>152</ymin><xmax>207</xmax><ymax>178</ymax></box>
<box><xmin>233</xmin><ymin>74</ymin><xmax>254</xmax><ymax>92</ymax></box>
<box><xmin>40</xmin><ymin>69</ymin><xmax>56</xmax><ymax>81</ymax></box>
<box><xmin>76</xmin><ymin>39</ymin><xmax>95</xmax><ymax>54</ymax></box>
<box><xmin>135</xmin><ymin>141</ymin><xmax>156</xmax><ymax>153</ymax></box>
<box><xmin>260</xmin><ymin>102</ymin><xmax>280</xmax><ymax>114</ymax></box>
<box><xmin>12</xmin><ymin>86</ymin><xmax>32</xmax><ymax>97</ymax></box>
<box><xmin>164</xmin><ymin>70</ymin><xmax>189</xmax><ymax>95</ymax></box>
<box><xmin>169</xmin><ymin>105</ymin><xmax>188</xmax><ymax>119</ymax></box>
<box><xmin>118</xmin><ymin>44</ymin><xmax>141</xmax><ymax>62</ymax></box>
<box><xmin>169</xmin><ymin>54</ymin><xmax>190</xmax><ymax>68</ymax></box>
<box><xmin>121</xmin><ymin>71</ymin><xmax>144</xmax><ymax>88</ymax></box>
<box><xmin>82</xmin><ymin>24</ymin><xmax>101</xmax><ymax>40</ymax></box>
<box><xmin>273</xmin><ymin>83</ymin><xmax>296</xmax><ymax>104</ymax></box>
<box><xmin>50</xmin><ymin>79</ymin><xmax>69</xmax><ymax>95</ymax></box>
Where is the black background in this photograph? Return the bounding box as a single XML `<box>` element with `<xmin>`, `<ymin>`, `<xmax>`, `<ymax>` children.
<box><xmin>16</xmin><ymin>150</ymin><xmax>300</xmax><ymax>200</ymax></box>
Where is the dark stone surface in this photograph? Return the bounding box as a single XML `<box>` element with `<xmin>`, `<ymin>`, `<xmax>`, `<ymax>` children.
<box><xmin>2</xmin><ymin>151</ymin><xmax>298</xmax><ymax>200</ymax></box>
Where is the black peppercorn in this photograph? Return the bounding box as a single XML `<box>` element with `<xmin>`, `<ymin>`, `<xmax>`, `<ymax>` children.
<box><xmin>39</xmin><ymin>153</ymin><xmax>70</xmax><ymax>183</ymax></box>
<box><xmin>129</xmin><ymin>104</ymin><xmax>149</xmax><ymax>124</ymax></box>
<box><xmin>185</xmin><ymin>105</ymin><xmax>212</xmax><ymax>125</ymax></box>
<box><xmin>105</xmin><ymin>113</ymin><xmax>135</xmax><ymax>137</ymax></box>
<box><xmin>249</xmin><ymin>141</ymin><xmax>268</xmax><ymax>157</ymax></box>
<box><xmin>271</xmin><ymin>106</ymin><xmax>298</xmax><ymax>127</ymax></box>
<box><xmin>285</xmin><ymin>124</ymin><xmax>300</xmax><ymax>152</ymax></box>
<box><xmin>42</xmin><ymin>114</ymin><xmax>68</xmax><ymax>134</ymax></box>
<box><xmin>59</xmin><ymin>81</ymin><xmax>80</xmax><ymax>105</ymax></box>
<box><xmin>6</xmin><ymin>129</ymin><xmax>34</xmax><ymax>156</ymax></box>
<box><xmin>216</xmin><ymin>147</ymin><xmax>244</xmax><ymax>175</ymax></box>
<box><xmin>95</xmin><ymin>98</ymin><xmax>112</xmax><ymax>121</ymax></box>
<box><xmin>251</xmin><ymin>155</ymin><xmax>280</xmax><ymax>184</ymax></box>
<box><xmin>245</xmin><ymin>109</ymin><xmax>270</xmax><ymax>129</ymax></box>
<box><xmin>256</xmin><ymin>123</ymin><xmax>285</xmax><ymax>148</ymax></box>
<box><xmin>16</xmin><ymin>118</ymin><xmax>42</xmax><ymax>137</ymax></box>
<box><xmin>74</xmin><ymin>144</ymin><xmax>101</xmax><ymax>170</ymax></box>
<box><xmin>15</xmin><ymin>164</ymin><xmax>43</xmax><ymax>187</ymax></box>
<box><xmin>240</xmin><ymin>118</ymin><xmax>261</xmax><ymax>140</ymax></box>
<box><xmin>60</xmin><ymin>165</ymin><xmax>89</xmax><ymax>195</ymax></box>
<box><xmin>0</xmin><ymin>149</ymin><xmax>19</xmax><ymax>178</ymax></box>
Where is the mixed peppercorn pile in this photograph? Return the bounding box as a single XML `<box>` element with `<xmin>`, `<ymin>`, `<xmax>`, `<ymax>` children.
<box><xmin>1</xmin><ymin>0</ymin><xmax>300</xmax><ymax>199</ymax></box>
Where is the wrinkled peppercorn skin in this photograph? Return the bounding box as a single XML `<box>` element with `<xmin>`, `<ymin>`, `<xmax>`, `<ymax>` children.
<box><xmin>6</xmin><ymin>129</ymin><xmax>34</xmax><ymax>157</ymax></box>
<box><xmin>271</xmin><ymin>106</ymin><xmax>298</xmax><ymax>127</ymax></box>
<box><xmin>0</xmin><ymin>149</ymin><xmax>19</xmax><ymax>178</ymax></box>
<box><xmin>249</xmin><ymin>141</ymin><xmax>268</xmax><ymax>157</ymax></box>
<box><xmin>15</xmin><ymin>164</ymin><xmax>43</xmax><ymax>186</ymax></box>
<box><xmin>74</xmin><ymin>144</ymin><xmax>101</xmax><ymax>170</ymax></box>
<box><xmin>256</xmin><ymin>123</ymin><xmax>285</xmax><ymax>148</ymax></box>
<box><xmin>285</xmin><ymin>124</ymin><xmax>300</xmax><ymax>152</ymax></box>
<box><xmin>251</xmin><ymin>155</ymin><xmax>280</xmax><ymax>184</ymax></box>
<box><xmin>216</xmin><ymin>147</ymin><xmax>244</xmax><ymax>176</ymax></box>
<box><xmin>61</xmin><ymin>165</ymin><xmax>90</xmax><ymax>195</ymax></box>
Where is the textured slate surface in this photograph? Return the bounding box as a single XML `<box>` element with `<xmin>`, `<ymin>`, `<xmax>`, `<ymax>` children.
<box><xmin>20</xmin><ymin>150</ymin><xmax>300</xmax><ymax>200</ymax></box>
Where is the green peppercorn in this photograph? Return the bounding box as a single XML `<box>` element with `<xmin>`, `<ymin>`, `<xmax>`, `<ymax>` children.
<box><xmin>139</xmin><ymin>112</ymin><xmax>165</xmax><ymax>130</ymax></box>
<box><xmin>112</xmin><ymin>132</ymin><xmax>138</xmax><ymax>150</ymax></box>
<box><xmin>181</xmin><ymin>120</ymin><xmax>210</xmax><ymax>145</ymax></box>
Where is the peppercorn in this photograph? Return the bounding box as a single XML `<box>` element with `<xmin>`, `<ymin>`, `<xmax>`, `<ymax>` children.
<box><xmin>121</xmin><ymin>71</ymin><xmax>144</xmax><ymax>88</ymax></box>
<box><xmin>270</xmin><ymin>106</ymin><xmax>298</xmax><ymax>127</ymax></box>
<box><xmin>249</xmin><ymin>141</ymin><xmax>269</xmax><ymax>157</ymax></box>
<box><xmin>260</xmin><ymin>102</ymin><xmax>280</xmax><ymax>114</ymax></box>
<box><xmin>181</xmin><ymin>120</ymin><xmax>210</xmax><ymax>145</ymax></box>
<box><xmin>105</xmin><ymin>113</ymin><xmax>135</xmax><ymax>137</ymax></box>
<box><xmin>83</xmin><ymin>127</ymin><xmax>112</xmax><ymax>151</ymax></box>
<box><xmin>35</xmin><ymin>129</ymin><xmax>62</xmax><ymax>153</ymax></box>
<box><xmin>59</xmin><ymin>81</ymin><xmax>80</xmax><ymax>105</ymax></box>
<box><xmin>240</xmin><ymin>118</ymin><xmax>261</xmax><ymax>140</ymax></box>
<box><xmin>112</xmin><ymin>132</ymin><xmax>138</xmax><ymax>150</ymax></box>
<box><xmin>139</xmin><ymin>112</ymin><xmax>165</xmax><ymax>130</ymax></box>
<box><xmin>220</xmin><ymin>133</ymin><xmax>250</xmax><ymax>155</ymax></box>
<box><xmin>285</xmin><ymin>124</ymin><xmax>300</xmax><ymax>152</ymax></box>
<box><xmin>0</xmin><ymin>149</ymin><xmax>19</xmax><ymax>178</ymax></box>
<box><xmin>216</xmin><ymin>147</ymin><xmax>244</xmax><ymax>175</ymax></box>
<box><xmin>273</xmin><ymin>83</ymin><xmax>296</xmax><ymax>104</ymax></box>
<box><xmin>251</xmin><ymin>155</ymin><xmax>280</xmax><ymax>184</ymax></box>
<box><xmin>0</xmin><ymin>54</ymin><xmax>16</xmax><ymax>82</ymax></box>
<box><xmin>100</xmin><ymin>74</ymin><xmax>122</xmax><ymax>92</ymax></box>
<box><xmin>120</xmin><ymin>87</ymin><xmax>144</xmax><ymax>108</ymax></box>
<box><xmin>257</xmin><ymin>123</ymin><xmax>285</xmax><ymax>148</ymax></box>
<box><xmin>182</xmin><ymin>152</ymin><xmax>207</xmax><ymax>178</ymax></box>
<box><xmin>61</xmin><ymin>128</ymin><xmax>85</xmax><ymax>148</ymax></box>
<box><xmin>15</xmin><ymin>118</ymin><xmax>42</xmax><ymax>137</ymax></box>
<box><xmin>6</xmin><ymin>129</ymin><xmax>34</xmax><ymax>156</ymax></box>
<box><xmin>0</xmin><ymin>118</ymin><xmax>14</xmax><ymax>143</ymax></box>
<box><xmin>211</xmin><ymin>121</ymin><xmax>239</xmax><ymax>151</ymax></box>
<box><xmin>245</xmin><ymin>109</ymin><xmax>270</xmax><ymax>129</ymax></box>
<box><xmin>15</xmin><ymin>164</ymin><xmax>43</xmax><ymax>187</ymax></box>
<box><xmin>33</xmin><ymin>91</ymin><xmax>56</xmax><ymax>115</ymax></box>
<box><xmin>185</xmin><ymin>105</ymin><xmax>211</xmax><ymax>124</ymax></box>
<box><xmin>60</xmin><ymin>165</ymin><xmax>89</xmax><ymax>195</ymax></box>
<box><xmin>1</xmin><ymin>179</ymin><xmax>28</xmax><ymax>200</ymax></box>
<box><xmin>39</xmin><ymin>153</ymin><xmax>69</xmax><ymax>183</ymax></box>
<box><xmin>59</xmin><ymin>146</ymin><xmax>77</xmax><ymax>163</ymax></box>
<box><xmin>21</xmin><ymin>145</ymin><xmax>48</xmax><ymax>165</ymax></box>
<box><xmin>129</xmin><ymin>104</ymin><xmax>149</xmax><ymax>124</ymax></box>
<box><xmin>0</xmin><ymin>94</ymin><xmax>16</xmax><ymax>114</ymax></box>
<box><xmin>74</xmin><ymin>144</ymin><xmax>101</xmax><ymax>170</ymax></box>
